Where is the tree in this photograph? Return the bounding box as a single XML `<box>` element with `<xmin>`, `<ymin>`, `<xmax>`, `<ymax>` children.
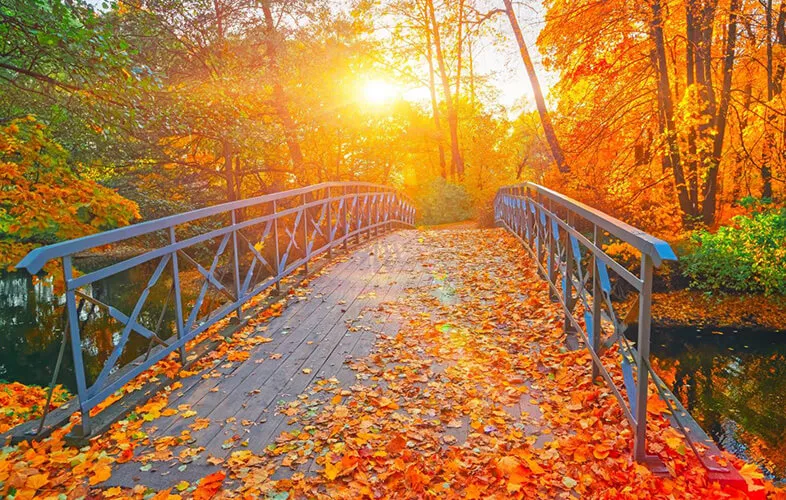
<box><xmin>502</xmin><ymin>0</ymin><xmax>569</xmax><ymax>174</ymax></box>
<box><xmin>0</xmin><ymin>117</ymin><xmax>139</xmax><ymax>272</ymax></box>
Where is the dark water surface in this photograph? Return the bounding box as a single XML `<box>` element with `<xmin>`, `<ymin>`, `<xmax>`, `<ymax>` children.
<box><xmin>1</xmin><ymin>274</ymin><xmax>784</xmax><ymax>483</ymax></box>
<box><xmin>651</xmin><ymin>326</ymin><xmax>786</xmax><ymax>484</ymax></box>
<box><xmin>0</xmin><ymin>266</ymin><xmax>184</xmax><ymax>392</ymax></box>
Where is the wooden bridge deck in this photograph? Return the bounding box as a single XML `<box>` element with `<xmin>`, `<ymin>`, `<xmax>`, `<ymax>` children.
<box><xmin>98</xmin><ymin>227</ymin><xmax>745</xmax><ymax>497</ymax></box>
<box><xmin>107</xmin><ymin>230</ymin><xmax>441</xmax><ymax>489</ymax></box>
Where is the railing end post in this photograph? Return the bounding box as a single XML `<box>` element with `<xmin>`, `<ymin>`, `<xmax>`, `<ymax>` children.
<box><xmin>634</xmin><ymin>253</ymin><xmax>655</xmax><ymax>463</ymax></box>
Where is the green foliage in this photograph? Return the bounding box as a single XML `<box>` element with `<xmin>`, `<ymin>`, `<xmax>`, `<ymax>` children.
<box><xmin>414</xmin><ymin>178</ymin><xmax>473</xmax><ymax>225</ymax></box>
<box><xmin>682</xmin><ymin>209</ymin><xmax>786</xmax><ymax>295</ymax></box>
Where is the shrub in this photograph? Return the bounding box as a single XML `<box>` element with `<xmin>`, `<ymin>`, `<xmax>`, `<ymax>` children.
<box><xmin>414</xmin><ymin>178</ymin><xmax>473</xmax><ymax>225</ymax></box>
<box><xmin>681</xmin><ymin>208</ymin><xmax>786</xmax><ymax>294</ymax></box>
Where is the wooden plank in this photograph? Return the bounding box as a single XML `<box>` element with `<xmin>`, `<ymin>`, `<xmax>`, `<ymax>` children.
<box><xmin>106</xmin><ymin>235</ymin><xmax>406</xmax><ymax>488</ymax></box>
<box><xmin>138</xmin><ymin>242</ymin><xmax>365</xmax><ymax>439</ymax></box>
<box><xmin>244</xmin><ymin>237</ymin><xmax>418</xmax><ymax>458</ymax></box>
<box><xmin>199</xmin><ymin>233</ymin><xmax>416</xmax><ymax>457</ymax></box>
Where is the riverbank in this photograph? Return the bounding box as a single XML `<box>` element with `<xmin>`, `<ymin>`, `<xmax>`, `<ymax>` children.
<box><xmin>652</xmin><ymin>289</ymin><xmax>786</xmax><ymax>332</ymax></box>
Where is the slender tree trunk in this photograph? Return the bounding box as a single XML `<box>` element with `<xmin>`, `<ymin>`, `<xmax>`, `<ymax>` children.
<box><xmin>503</xmin><ymin>0</ymin><xmax>569</xmax><ymax>174</ymax></box>
<box><xmin>704</xmin><ymin>0</ymin><xmax>740</xmax><ymax>225</ymax></box>
<box><xmin>222</xmin><ymin>139</ymin><xmax>236</xmax><ymax>202</ymax></box>
<box><xmin>424</xmin><ymin>12</ymin><xmax>447</xmax><ymax>179</ymax></box>
<box><xmin>650</xmin><ymin>0</ymin><xmax>696</xmax><ymax>225</ymax></box>
<box><xmin>685</xmin><ymin>3</ymin><xmax>699</xmax><ymax>208</ymax></box>
<box><xmin>773</xmin><ymin>1</ymin><xmax>786</xmax><ymax>94</ymax></box>
<box><xmin>426</xmin><ymin>0</ymin><xmax>464</xmax><ymax>179</ymax></box>
<box><xmin>762</xmin><ymin>0</ymin><xmax>780</xmax><ymax>199</ymax></box>
<box><xmin>260</xmin><ymin>0</ymin><xmax>305</xmax><ymax>174</ymax></box>
<box><xmin>455</xmin><ymin>0</ymin><xmax>464</xmax><ymax>103</ymax></box>
<box><xmin>468</xmin><ymin>33</ymin><xmax>476</xmax><ymax>110</ymax></box>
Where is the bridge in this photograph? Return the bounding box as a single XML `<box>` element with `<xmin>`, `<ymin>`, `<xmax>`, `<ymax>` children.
<box><xmin>8</xmin><ymin>182</ymin><xmax>749</xmax><ymax>495</ymax></box>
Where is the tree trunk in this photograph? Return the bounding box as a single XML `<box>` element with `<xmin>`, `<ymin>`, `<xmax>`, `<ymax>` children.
<box><xmin>503</xmin><ymin>0</ymin><xmax>569</xmax><ymax>174</ymax></box>
<box><xmin>426</xmin><ymin>0</ymin><xmax>464</xmax><ymax>179</ymax></box>
<box><xmin>650</xmin><ymin>0</ymin><xmax>697</xmax><ymax>225</ymax></box>
<box><xmin>222</xmin><ymin>139</ymin><xmax>236</xmax><ymax>202</ymax></box>
<box><xmin>455</xmin><ymin>0</ymin><xmax>464</xmax><ymax>103</ymax></box>
<box><xmin>703</xmin><ymin>0</ymin><xmax>740</xmax><ymax>225</ymax></box>
<box><xmin>424</xmin><ymin>9</ymin><xmax>447</xmax><ymax>179</ymax></box>
<box><xmin>260</xmin><ymin>0</ymin><xmax>305</xmax><ymax>174</ymax></box>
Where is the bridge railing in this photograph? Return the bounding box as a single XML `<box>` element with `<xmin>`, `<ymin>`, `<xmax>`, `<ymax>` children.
<box><xmin>17</xmin><ymin>182</ymin><xmax>415</xmax><ymax>436</ymax></box>
<box><xmin>494</xmin><ymin>182</ymin><xmax>677</xmax><ymax>468</ymax></box>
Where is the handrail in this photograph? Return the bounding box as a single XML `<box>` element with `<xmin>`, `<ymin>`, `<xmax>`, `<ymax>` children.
<box><xmin>16</xmin><ymin>182</ymin><xmax>415</xmax><ymax>437</ymax></box>
<box><xmin>18</xmin><ymin>181</ymin><xmax>415</xmax><ymax>275</ymax></box>
<box><xmin>494</xmin><ymin>182</ymin><xmax>678</xmax><ymax>470</ymax></box>
<box><xmin>497</xmin><ymin>183</ymin><xmax>677</xmax><ymax>265</ymax></box>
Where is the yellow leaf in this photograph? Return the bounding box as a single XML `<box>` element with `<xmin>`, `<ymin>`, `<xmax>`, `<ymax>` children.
<box><xmin>739</xmin><ymin>463</ymin><xmax>764</xmax><ymax>481</ymax></box>
<box><xmin>324</xmin><ymin>458</ymin><xmax>341</xmax><ymax>480</ymax></box>
<box><xmin>89</xmin><ymin>463</ymin><xmax>112</xmax><ymax>485</ymax></box>
<box><xmin>176</xmin><ymin>480</ymin><xmax>190</xmax><ymax>491</ymax></box>
<box><xmin>25</xmin><ymin>473</ymin><xmax>49</xmax><ymax>490</ymax></box>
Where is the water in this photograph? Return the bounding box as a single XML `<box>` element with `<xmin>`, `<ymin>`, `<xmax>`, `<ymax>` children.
<box><xmin>0</xmin><ymin>265</ymin><xmax>186</xmax><ymax>392</ymax></box>
<box><xmin>651</xmin><ymin>326</ymin><xmax>786</xmax><ymax>484</ymax></box>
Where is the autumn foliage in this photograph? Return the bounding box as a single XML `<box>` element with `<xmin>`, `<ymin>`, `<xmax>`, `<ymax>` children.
<box><xmin>0</xmin><ymin>117</ymin><xmax>139</xmax><ymax>272</ymax></box>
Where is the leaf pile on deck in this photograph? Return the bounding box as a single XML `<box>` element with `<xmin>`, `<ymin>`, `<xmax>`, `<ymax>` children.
<box><xmin>0</xmin><ymin>383</ymin><xmax>70</xmax><ymax>434</ymax></box>
<box><xmin>1</xmin><ymin>229</ymin><xmax>784</xmax><ymax>499</ymax></box>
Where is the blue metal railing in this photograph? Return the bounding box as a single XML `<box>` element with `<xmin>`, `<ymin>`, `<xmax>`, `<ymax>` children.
<box><xmin>495</xmin><ymin>182</ymin><xmax>689</xmax><ymax>471</ymax></box>
<box><xmin>17</xmin><ymin>182</ymin><xmax>415</xmax><ymax>436</ymax></box>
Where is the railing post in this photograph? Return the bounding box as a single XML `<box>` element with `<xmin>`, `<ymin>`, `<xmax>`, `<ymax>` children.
<box><xmin>63</xmin><ymin>255</ymin><xmax>91</xmax><ymax>436</ymax></box>
<box><xmin>634</xmin><ymin>253</ymin><xmax>655</xmax><ymax>462</ymax></box>
<box><xmin>371</xmin><ymin>189</ymin><xmax>377</xmax><ymax>237</ymax></box>
<box><xmin>302</xmin><ymin>193</ymin><xmax>309</xmax><ymax>275</ymax></box>
<box><xmin>273</xmin><ymin>200</ymin><xmax>281</xmax><ymax>293</ymax></box>
<box><xmin>525</xmin><ymin>188</ymin><xmax>534</xmax><ymax>249</ymax></box>
<box><xmin>547</xmin><ymin>199</ymin><xmax>557</xmax><ymax>300</ymax></box>
<box><xmin>169</xmin><ymin>227</ymin><xmax>187</xmax><ymax>363</ymax></box>
<box><xmin>327</xmin><ymin>186</ymin><xmax>333</xmax><ymax>259</ymax></box>
<box><xmin>591</xmin><ymin>225</ymin><xmax>603</xmax><ymax>381</ymax></box>
<box><xmin>343</xmin><ymin>186</ymin><xmax>349</xmax><ymax>250</ymax></box>
<box><xmin>230</xmin><ymin>209</ymin><xmax>243</xmax><ymax>320</ymax></box>
<box><xmin>355</xmin><ymin>186</ymin><xmax>361</xmax><ymax>244</ymax></box>
<box><xmin>564</xmin><ymin>211</ymin><xmax>575</xmax><ymax>338</ymax></box>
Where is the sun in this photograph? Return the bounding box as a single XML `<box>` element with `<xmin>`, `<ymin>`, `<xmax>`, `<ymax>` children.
<box><xmin>362</xmin><ymin>79</ymin><xmax>398</xmax><ymax>105</ymax></box>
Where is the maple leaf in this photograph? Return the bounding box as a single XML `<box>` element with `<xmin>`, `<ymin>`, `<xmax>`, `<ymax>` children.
<box><xmin>386</xmin><ymin>434</ymin><xmax>407</xmax><ymax>454</ymax></box>
<box><xmin>193</xmin><ymin>470</ymin><xmax>225</xmax><ymax>500</ymax></box>
<box><xmin>592</xmin><ymin>444</ymin><xmax>611</xmax><ymax>460</ymax></box>
<box><xmin>324</xmin><ymin>457</ymin><xmax>341</xmax><ymax>480</ymax></box>
<box><xmin>191</xmin><ymin>418</ymin><xmax>211</xmax><ymax>431</ymax></box>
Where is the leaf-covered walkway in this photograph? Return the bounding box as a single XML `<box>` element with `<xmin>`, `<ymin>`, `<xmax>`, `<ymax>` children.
<box><xmin>2</xmin><ymin>228</ymin><xmax>776</xmax><ymax>499</ymax></box>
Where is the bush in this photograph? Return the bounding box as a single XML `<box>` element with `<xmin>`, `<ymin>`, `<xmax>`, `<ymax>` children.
<box><xmin>415</xmin><ymin>178</ymin><xmax>473</xmax><ymax>225</ymax></box>
<box><xmin>681</xmin><ymin>208</ymin><xmax>786</xmax><ymax>294</ymax></box>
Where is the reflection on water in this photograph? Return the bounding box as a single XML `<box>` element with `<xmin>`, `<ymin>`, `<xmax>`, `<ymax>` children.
<box><xmin>651</xmin><ymin>326</ymin><xmax>786</xmax><ymax>484</ymax></box>
<box><xmin>0</xmin><ymin>265</ymin><xmax>185</xmax><ymax>391</ymax></box>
